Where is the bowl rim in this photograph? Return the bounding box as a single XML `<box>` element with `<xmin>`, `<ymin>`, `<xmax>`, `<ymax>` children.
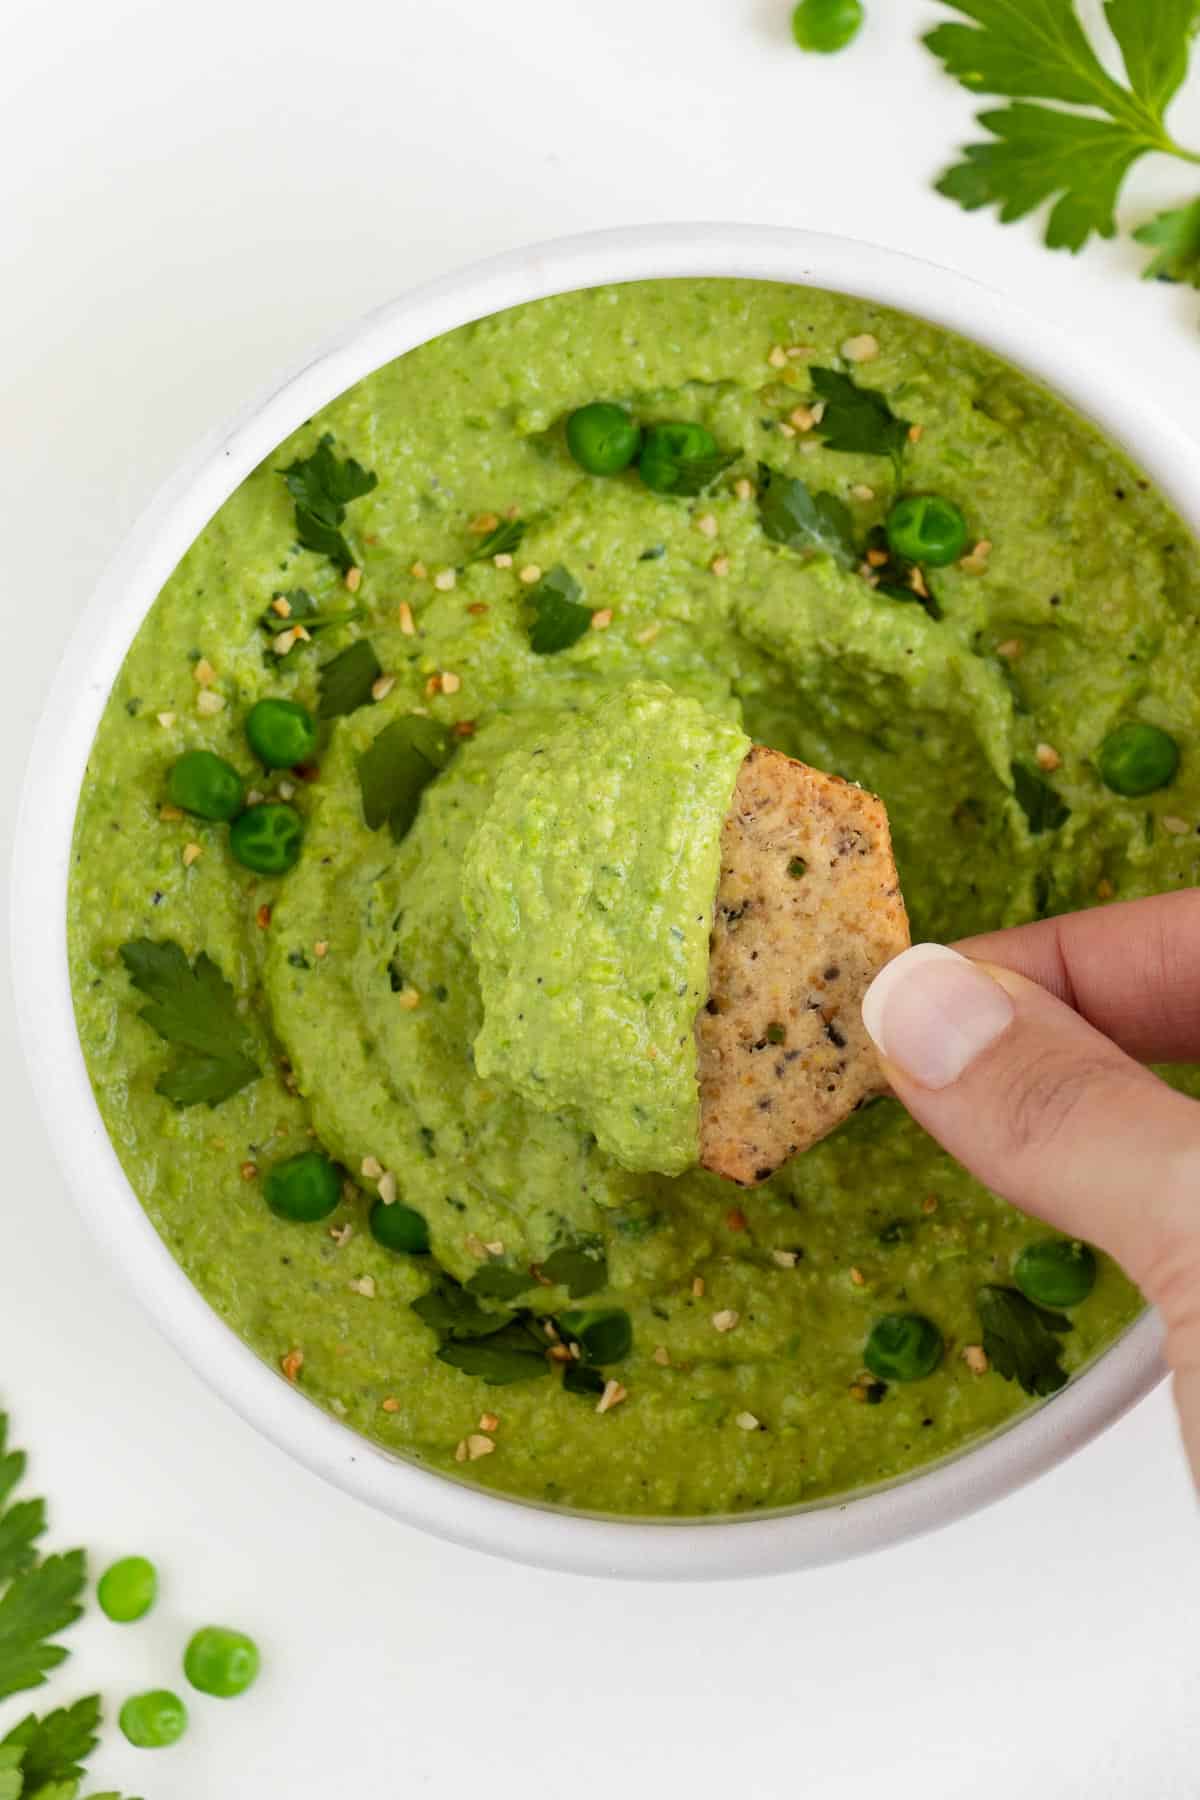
<box><xmin>12</xmin><ymin>221</ymin><xmax>1180</xmax><ymax>1581</ymax></box>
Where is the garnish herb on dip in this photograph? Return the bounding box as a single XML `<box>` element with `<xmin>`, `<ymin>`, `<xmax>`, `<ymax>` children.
<box><xmin>69</xmin><ymin>280</ymin><xmax>1200</xmax><ymax>1516</ymax></box>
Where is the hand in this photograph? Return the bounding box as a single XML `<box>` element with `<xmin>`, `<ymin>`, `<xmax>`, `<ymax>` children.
<box><xmin>860</xmin><ymin>892</ymin><xmax>1200</xmax><ymax>1488</ymax></box>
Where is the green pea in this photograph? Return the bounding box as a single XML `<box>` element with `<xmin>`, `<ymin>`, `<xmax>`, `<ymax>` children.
<box><xmin>885</xmin><ymin>495</ymin><xmax>969</xmax><ymax>568</ymax></box>
<box><xmin>264</xmin><ymin>1150</ymin><xmax>341</xmax><ymax>1222</ymax></box>
<box><xmin>167</xmin><ymin>749</ymin><xmax>244</xmax><ymax>822</ymax></box>
<box><xmin>119</xmin><ymin>1689</ymin><xmax>188</xmax><ymax>1749</ymax></box>
<box><xmin>638</xmin><ymin>421</ymin><xmax>720</xmax><ymax>494</ymax></box>
<box><xmin>98</xmin><ymin>1555</ymin><xmax>157</xmax><ymax>1623</ymax></box>
<box><xmin>863</xmin><ymin>1313</ymin><xmax>943</xmax><ymax>1382</ymax></box>
<box><xmin>566</xmin><ymin>402</ymin><xmax>641</xmax><ymax>476</ymax></box>
<box><xmin>1097</xmin><ymin>722</ymin><xmax>1179</xmax><ymax>797</ymax></box>
<box><xmin>229</xmin><ymin>801</ymin><xmax>304</xmax><ymax>874</ymax></box>
<box><xmin>1014</xmin><ymin>1238</ymin><xmax>1097</xmax><ymax>1308</ymax></box>
<box><xmin>369</xmin><ymin>1197</ymin><xmax>430</xmax><ymax>1253</ymax></box>
<box><xmin>245</xmin><ymin>697</ymin><xmax>318</xmax><ymax>769</ymax></box>
<box><xmin>184</xmin><ymin>1625</ymin><xmax>260</xmax><ymax>1698</ymax></box>
<box><xmin>791</xmin><ymin>0</ymin><xmax>864</xmax><ymax>52</ymax></box>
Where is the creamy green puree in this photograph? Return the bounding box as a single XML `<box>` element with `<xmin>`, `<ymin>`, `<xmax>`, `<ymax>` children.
<box><xmin>69</xmin><ymin>280</ymin><xmax>1200</xmax><ymax>1517</ymax></box>
<box><xmin>463</xmin><ymin>684</ymin><xmax>748</xmax><ymax>1175</ymax></box>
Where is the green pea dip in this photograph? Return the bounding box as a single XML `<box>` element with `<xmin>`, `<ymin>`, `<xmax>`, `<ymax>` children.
<box><xmin>68</xmin><ymin>279</ymin><xmax>1200</xmax><ymax>1517</ymax></box>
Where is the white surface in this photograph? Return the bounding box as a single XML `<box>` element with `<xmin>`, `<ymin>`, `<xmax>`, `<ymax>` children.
<box><xmin>3</xmin><ymin>0</ymin><xmax>1199</xmax><ymax>1790</ymax></box>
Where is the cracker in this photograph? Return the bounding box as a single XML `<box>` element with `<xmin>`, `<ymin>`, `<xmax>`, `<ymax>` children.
<box><xmin>697</xmin><ymin>746</ymin><xmax>910</xmax><ymax>1186</ymax></box>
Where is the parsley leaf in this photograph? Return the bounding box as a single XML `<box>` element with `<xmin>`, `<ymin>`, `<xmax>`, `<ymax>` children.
<box><xmin>358</xmin><ymin>716</ymin><xmax>454</xmax><ymax>843</ymax></box>
<box><xmin>537</xmin><ymin>1239</ymin><xmax>608</xmax><ymax>1298</ymax></box>
<box><xmin>977</xmin><ymin>1284</ymin><xmax>1072</xmax><ymax>1395</ymax></box>
<box><xmin>810</xmin><ymin>368</ymin><xmax>911</xmax><ymax>472</ymax></box>
<box><xmin>464</xmin><ymin>1263</ymin><xmax>537</xmax><ymax>1302</ymax></box>
<box><xmin>863</xmin><ymin>527</ymin><xmax>945</xmax><ymax>622</ymax></box>
<box><xmin>926</xmin><ymin>1</ymin><xmax>1200</xmax><ymax>251</ymax></box>
<box><xmin>562</xmin><ymin>1363</ymin><xmax>607</xmax><ymax>1397</ymax></box>
<box><xmin>1135</xmin><ymin>196</ymin><xmax>1200</xmax><ymax>283</ymax></box>
<box><xmin>0</xmin><ymin>1551</ymin><xmax>86</xmax><ymax>1703</ymax></box>
<box><xmin>463</xmin><ymin>517</ymin><xmax>526</xmax><ymax>565</ymax></box>
<box><xmin>756</xmin><ymin>464</ymin><xmax>857</xmax><ymax>568</ymax></box>
<box><xmin>259</xmin><ymin>589</ymin><xmax>365</xmax><ymax>638</ymax></box>
<box><xmin>410</xmin><ymin>1275</ymin><xmax>509</xmax><ymax>1341</ymax></box>
<box><xmin>278</xmin><ymin>434</ymin><xmax>377</xmax><ymax>573</ymax></box>
<box><xmin>118</xmin><ymin>941</ymin><xmax>259</xmax><ymax>1108</ymax></box>
<box><xmin>0</xmin><ymin>1419</ymin><xmax>43</xmax><ymax>1586</ymax></box>
<box><xmin>2</xmin><ymin>1695</ymin><xmax>101</xmax><ymax>1788</ymax></box>
<box><xmin>527</xmin><ymin>566</ymin><xmax>592</xmax><ymax>655</ymax></box>
<box><xmin>557</xmin><ymin>1309</ymin><xmax>632</xmax><ymax>1364</ymax></box>
<box><xmin>1011</xmin><ymin>760</ymin><xmax>1071</xmax><ymax>834</ymax></box>
<box><xmin>436</xmin><ymin>1321</ymin><xmax>551</xmax><ymax>1386</ymax></box>
<box><xmin>317</xmin><ymin>639</ymin><xmax>383</xmax><ymax>719</ymax></box>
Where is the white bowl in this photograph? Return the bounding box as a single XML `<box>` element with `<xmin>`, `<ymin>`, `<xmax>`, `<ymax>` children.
<box><xmin>12</xmin><ymin>223</ymin><xmax>1182</xmax><ymax>1580</ymax></box>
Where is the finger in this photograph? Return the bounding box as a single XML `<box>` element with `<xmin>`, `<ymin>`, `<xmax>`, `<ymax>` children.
<box><xmin>956</xmin><ymin>890</ymin><xmax>1200</xmax><ymax>1065</ymax></box>
<box><xmin>860</xmin><ymin>943</ymin><xmax>1200</xmax><ymax>1295</ymax></box>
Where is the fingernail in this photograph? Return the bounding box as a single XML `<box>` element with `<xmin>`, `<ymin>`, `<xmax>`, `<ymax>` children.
<box><xmin>861</xmin><ymin>944</ymin><xmax>1015</xmax><ymax>1090</ymax></box>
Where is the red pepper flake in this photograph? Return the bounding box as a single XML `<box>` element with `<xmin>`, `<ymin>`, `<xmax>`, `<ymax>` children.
<box><xmin>256</xmin><ymin>904</ymin><xmax>272</xmax><ymax>929</ymax></box>
<box><xmin>280</xmin><ymin>1348</ymin><xmax>304</xmax><ymax>1383</ymax></box>
<box><xmin>725</xmin><ymin>1208</ymin><xmax>748</xmax><ymax>1232</ymax></box>
<box><xmin>453</xmin><ymin>720</ymin><xmax>477</xmax><ymax>739</ymax></box>
<box><xmin>293</xmin><ymin>763</ymin><xmax>320</xmax><ymax>783</ymax></box>
<box><xmin>240</xmin><ymin>1161</ymin><xmax>258</xmax><ymax>1182</ymax></box>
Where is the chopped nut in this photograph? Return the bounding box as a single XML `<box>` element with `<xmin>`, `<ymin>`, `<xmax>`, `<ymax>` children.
<box><xmin>776</xmin><ymin>422</ymin><xmax>796</xmax><ymax>440</ymax></box>
<box><xmin>493</xmin><ymin>552</ymin><xmax>514</xmax><ymax>569</ymax></box>
<box><xmin>590</xmin><ymin>608</ymin><xmax>614</xmax><ymax>630</ymax></box>
<box><xmin>789</xmin><ymin>404</ymin><xmax>818</xmax><ymax>433</ymax></box>
<box><xmin>786</xmin><ymin>344</ymin><xmax>814</xmax><ymax>360</ymax></box>
<box><xmin>381</xmin><ymin>1396</ymin><xmax>400</xmax><ymax>1413</ymax></box>
<box><xmin>410</xmin><ymin>562</ymin><xmax>428</xmax><ymax>582</ymax></box>
<box><xmin>192</xmin><ymin>657</ymin><xmax>217</xmax><ymax>686</ymax></box>
<box><xmin>712</xmin><ymin>1309</ymin><xmax>740</xmax><ymax>1333</ymax></box>
<box><xmin>596</xmin><ymin>1380</ymin><xmax>628</xmax><ymax>1415</ymax></box>
<box><xmin>313</xmin><ymin>940</ymin><xmax>329</xmax><ymax>959</ymax></box>
<box><xmin>396</xmin><ymin>986</ymin><xmax>421</xmax><ymax>1009</ymax></box>
<box><xmin>156</xmin><ymin>710</ymin><xmax>176</xmax><ymax>729</ymax></box>
<box><xmin>377</xmin><ymin>1170</ymin><xmax>397</xmax><ymax>1205</ymax></box>
<box><xmin>465</xmin><ymin>1232</ymin><xmax>489</xmax><ymax>1260</ymax></box>
<box><xmin>272</xmin><ymin>629</ymin><xmax>299</xmax><ymax>655</ymax></box>
<box><xmin>841</xmin><ymin>333</ymin><xmax>879</xmax><ymax>364</ymax></box>
<box><xmin>725</xmin><ymin>1208</ymin><xmax>748</xmax><ymax>1232</ymax></box>
<box><xmin>280</xmin><ymin>1348</ymin><xmax>304</xmax><ymax>1383</ymax></box>
<box><xmin>849</xmin><ymin>1266</ymin><xmax>866</xmax><ymax>1287</ymax></box>
<box><xmin>479</xmin><ymin>1412</ymin><xmax>499</xmax><ymax>1432</ymax></box>
<box><xmin>270</xmin><ymin>595</ymin><xmax>292</xmax><ymax>618</ymax></box>
<box><xmin>907</xmin><ymin>423</ymin><xmax>925</xmax><ymax>444</ymax></box>
<box><xmin>371</xmin><ymin>674</ymin><xmax>396</xmax><ymax>702</ymax></box>
<box><xmin>159</xmin><ymin>803</ymin><xmax>184</xmax><ymax>823</ymax></box>
<box><xmin>329</xmin><ymin>1222</ymin><xmax>353</xmax><ymax>1247</ymax></box>
<box><xmin>733</xmin><ymin>477</ymin><xmax>755</xmax><ymax>501</ymax></box>
<box><xmin>995</xmin><ymin>638</ymin><xmax>1023</xmax><ymax>661</ymax></box>
<box><xmin>433</xmin><ymin>569</ymin><xmax>456</xmax><ymax>592</ymax></box>
<box><xmin>1162</xmin><ymin>815</ymin><xmax>1191</xmax><ymax>835</ymax></box>
<box><xmin>397</xmin><ymin>601</ymin><xmax>416</xmax><ymax>636</ymax></box>
<box><xmin>440</xmin><ymin>670</ymin><xmax>461</xmax><ymax>695</ymax></box>
<box><xmin>710</xmin><ymin>555</ymin><xmax>731</xmax><ymax>578</ymax></box>
<box><xmin>349</xmin><ymin>1275</ymin><xmax>377</xmax><ymax>1299</ymax></box>
<box><xmin>695</xmin><ymin>512</ymin><xmax>719</xmax><ymax>538</ymax></box>
<box><xmin>240</xmin><ymin>1160</ymin><xmax>258</xmax><ymax>1181</ymax></box>
<box><xmin>908</xmin><ymin>566</ymin><xmax>930</xmax><ymax>600</ymax></box>
<box><xmin>548</xmin><ymin>1344</ymin><xmax>572</xmax><ymax>1363</ymax></box>
<box><xmin>181</xmin><ymin>842</ymin><xmax>202</xmax><ymax>868</ymax></box>
<box><xmin>518</xmin><ymin>564</ymin><xmax>542</xmax><ymax>585</ymax></box>
<box><xmin>850</xmin><ymin>484</ymin><xmax>875</xmax><ymax>502</ymax></box>
<box><xmin>960</xmin><ymin>539</ymin><xmax>993</xmax><ymax>575</ymax></box>
<box><xmin>866</xmin><ymin>548</ymin><xmax>889</xmax><ymax>569</ymax></box>
<box><xmin>196</xmin><ymin>689</ymin><xmax>225</xmax><ymax>715</ymax></box>
<box><xmin>962</xmin><ymin>1344</ymin><xmax>989</xmax><ymax>1375</ymax></box>
<box><xmin>454</xmin><ymin>1439</ymin><xmax>468</xmax><ymax>1463</ymax></box>
<box><xmin>771</xmin><ymin>1249</ymin><xmax>799</xmax><ymax>1269</ymax></box>
<box><xmin>653</xmin><ymin>1345</ymin><xmax>671</xmax><ymax>1367</ymax></box>
<box><xmin>469</xmin><ymin>512</ymin><xmax>500</xmax><ymax>535</ymax></box>
<box><xmin>484</xmin><ymin>1239</ymin><xmax>505</xmax><ymax>1256</ymax></box>
<box><xmin>691</xmin><ymin>1276</ymin><xmax>706</xmax><ymax>1298</ymax></box>
<box><xmin>767</xmin><ymin>344</ymin><xmax>788</xmax><ymax>369</ymax></box>
<box><xmin>1035</xmin><ymin>743</ymin><xmax>1062</xmax><ymax>772</ymax></box>
<box><xmin>735</xmin><ymin>1411</ymin><xmax>760</xmax><ymax>1432</ymax></box>
<box><xmin>277</xmin><ymin>780</ymin><xmax>296</xmax><ymax>801</ymax></box>
<box><xmin>344</xmin><ymin>565</ymin><xmax>362</xmax><ymax>593</ymax></box>
<box><xmin>464</xmin><ymin>1433</ymin><xmax>495</xmax><ymax>1459</ymax></box>
<box><xmin>361</xmin><ymin>1155</ymin><xmax>384</xmax><ymax>1179</ymax></box>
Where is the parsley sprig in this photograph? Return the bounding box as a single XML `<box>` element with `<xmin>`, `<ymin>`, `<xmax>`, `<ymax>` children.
<box><xmin>278</xmin><ymin>434</ymin><xmax>377</xmax><ymax>573</ymax></box>
<box><xmin>977</xmin><ymin>1284</ymin><xmax>1072</xmax><ymax>1395</ymax></box>
<box><xmin>0</xmin><ymin>1417</ymin><xmax>85</xmax><ymax>1707</ymax></box>
<box><xmin>926</xmin><ymin>0</ymin><xmax>1200</xmax><ymax>254</ymax></box>
<box><xmin>118</xmin><ymin>941</ymin><xmax>259</xmax><ymax>1108</ymax></box>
